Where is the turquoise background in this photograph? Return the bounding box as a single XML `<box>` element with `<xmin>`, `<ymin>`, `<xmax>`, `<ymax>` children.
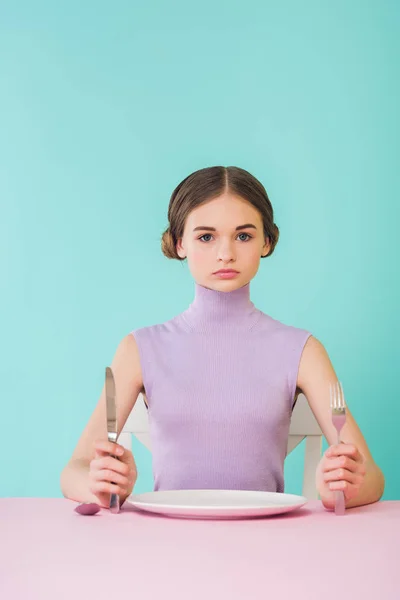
<box><xmin>1</xmin><ymin>1</ymin><xmax>398</xmax><ymax>499</ymax></box>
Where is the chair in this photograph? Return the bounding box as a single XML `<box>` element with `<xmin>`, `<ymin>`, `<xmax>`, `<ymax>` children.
<box><xmin>119</xmin><ymin>392</ymin><xmax>323</xmax><ymax>500</ymax></box>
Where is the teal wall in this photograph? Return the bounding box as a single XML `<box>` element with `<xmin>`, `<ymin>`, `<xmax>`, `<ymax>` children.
<box><xmin>1</xmin><ymin>1</ymin><xmax>399</xmax><ymax>499</ymax></box>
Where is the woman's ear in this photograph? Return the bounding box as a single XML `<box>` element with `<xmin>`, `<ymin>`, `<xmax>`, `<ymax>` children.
<box><xmin>176</xmin><ymin>238</ymin><xmax>186</xmax><ymax>259</ymax></box>
<box><xmin>261</xmin><ymin>237</ymin><xmax>271</xmax><ymax>257</ymax></box>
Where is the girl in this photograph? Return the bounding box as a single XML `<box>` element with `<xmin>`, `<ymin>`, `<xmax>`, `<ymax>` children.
<box><xmin>61</xmin><ymin>166</ymin><xmax>384</xmax><ymax>510</ymax></box>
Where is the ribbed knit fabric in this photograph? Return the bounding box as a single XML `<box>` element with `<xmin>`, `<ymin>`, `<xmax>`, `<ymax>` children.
<box><xmin>131</xmin><ymin>283</ymin><xmax>312</xmax><ymax>493</ymax></box>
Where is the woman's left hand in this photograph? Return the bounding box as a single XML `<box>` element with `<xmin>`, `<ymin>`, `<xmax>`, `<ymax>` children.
<box><xmin>317</xmin><ymin>444</ymin><xmax>367</xmax><ymax>509</ymax></box>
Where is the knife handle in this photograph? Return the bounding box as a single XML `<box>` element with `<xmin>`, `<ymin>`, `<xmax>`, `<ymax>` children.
<box><xmin>109</xmin><ymin>453</ymin><xmax>120</xmax><ymax>514</ymax></box>
<box><xmin>110</xmin><ymin>492</ymin><xmax>120</xmax><ymax>513</ymax></box>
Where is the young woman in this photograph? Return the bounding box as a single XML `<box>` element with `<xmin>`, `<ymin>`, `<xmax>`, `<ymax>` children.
<box><xmin>61</xmin><ymin>166</ymin><xmax>384</xmax><ymax>510</ymax></box>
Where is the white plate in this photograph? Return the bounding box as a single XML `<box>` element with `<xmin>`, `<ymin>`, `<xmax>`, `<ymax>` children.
<box><xmin>128</xmin><ymin>489</ymin><xmax>308</xmax><ymax>519</ymax></box>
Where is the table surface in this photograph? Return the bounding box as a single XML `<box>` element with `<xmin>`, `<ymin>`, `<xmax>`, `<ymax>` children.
<box><xmin>1</xmin><ymin>498</ymin><xmax>398</xmax><ymax>600</ymax></box>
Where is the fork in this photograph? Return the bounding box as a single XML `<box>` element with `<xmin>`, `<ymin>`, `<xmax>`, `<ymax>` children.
<box><xmin>330</xmin><ymin>381</ymin><xmax>347</xmax><ymax>516</ymax></box>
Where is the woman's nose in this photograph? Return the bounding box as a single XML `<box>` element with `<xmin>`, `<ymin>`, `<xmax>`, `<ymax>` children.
<box><xmin>216</xmin><ymin>240</ymin><xmax>236</xmax><ymax>262</ymax></box>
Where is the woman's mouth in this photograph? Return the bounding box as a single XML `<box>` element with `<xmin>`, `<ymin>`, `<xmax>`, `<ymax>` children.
<box><xmin>213</xmin><ymin>269</ymin><xmax>240</xmax><ymax>279</ymax></box>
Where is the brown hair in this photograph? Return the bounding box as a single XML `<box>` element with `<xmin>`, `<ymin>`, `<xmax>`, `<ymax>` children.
<box><xmin>161</xmin><ymin>166</ymin><xmax>280</xmax><ymax>260</ymax></box>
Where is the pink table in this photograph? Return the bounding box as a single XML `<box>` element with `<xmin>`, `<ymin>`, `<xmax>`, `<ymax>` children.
<box><xmin>0</xmin><ymin>498</ymin><xmax>398</xmax><ymax>600</ymax></box>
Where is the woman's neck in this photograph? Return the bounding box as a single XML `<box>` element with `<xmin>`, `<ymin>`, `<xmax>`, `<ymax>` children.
<box><xmin>182</xmin><ymin>282</ymin><xmax>260</xmax><ymax>332</ymax></box>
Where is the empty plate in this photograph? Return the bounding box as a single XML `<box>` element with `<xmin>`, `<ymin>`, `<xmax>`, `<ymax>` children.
<box><xmin>128</xmin><ymin>489</ymin><xmax>308</xmax><ymax>519</ymax></box>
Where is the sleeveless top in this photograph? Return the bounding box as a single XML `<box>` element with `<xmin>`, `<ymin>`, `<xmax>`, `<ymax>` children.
<box><xmin>131</xmin><ymin>282</ymin><xmax>312</xmax><ymax>493</ymax></box>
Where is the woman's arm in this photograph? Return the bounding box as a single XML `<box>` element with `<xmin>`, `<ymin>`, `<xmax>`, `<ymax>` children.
<box><xmin>60</xmin><ymin>333</ymin><xmax>144</xmax><ymax>505</ymax></box>
<box><xmin>297</xmin><ymin>335</ymin><xmax>385</xmax><ymax>508</ymax></box>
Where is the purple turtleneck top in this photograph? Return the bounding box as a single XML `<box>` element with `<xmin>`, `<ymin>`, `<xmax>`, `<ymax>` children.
<box><xmin>131</xmin><ymin>283</ymin><xmax>312</xmax><ymax>493</ymax></box>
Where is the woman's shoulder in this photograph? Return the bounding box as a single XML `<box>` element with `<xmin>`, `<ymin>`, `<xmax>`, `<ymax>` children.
<box><xmin>256</xmin><ymin>309</ymin><xmax>312</xmax><ymax>341</ymax></box>
<box><xmin>130</xmin><ymin>312</ymin><xmax>186</xmax><ymax>340</ymax></box>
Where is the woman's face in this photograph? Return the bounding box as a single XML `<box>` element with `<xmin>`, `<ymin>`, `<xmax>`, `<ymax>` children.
<box><xmin>176</xmin><ymin>192</ymin><xmax>270</xmax><ymax>292</ymax></box>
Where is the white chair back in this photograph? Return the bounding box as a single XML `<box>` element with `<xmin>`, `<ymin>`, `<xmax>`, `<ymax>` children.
<box><xmin>119</xmin><ymin>392</ymin><xmax>322</xmax><ymax>500</ymax></box>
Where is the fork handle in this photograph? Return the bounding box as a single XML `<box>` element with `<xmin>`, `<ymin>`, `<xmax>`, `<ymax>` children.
<box><xmin>335</xmin><ymin>490</ymin><xmax>346</xmax><ymax>516</ymax></box>
<box><xmin>334</xmin><ymin>431</ymin><xmax>346</xmax><ymax>515</ymax></box>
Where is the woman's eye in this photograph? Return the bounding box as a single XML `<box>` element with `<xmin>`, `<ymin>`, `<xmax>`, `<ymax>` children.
<box><xmin>237</xmin><ymin>233</ymin><xmax>252</xmax><ymax>242</ymax></box>
<box><xmin>199</xmin><ymin>234</ymin><xmax>213</xmax><ymax>242</ymax></box>
<box><xmin>198</xmin><ymin>233</ymin><xmax>252</xmax><ymax>243</ymax></box>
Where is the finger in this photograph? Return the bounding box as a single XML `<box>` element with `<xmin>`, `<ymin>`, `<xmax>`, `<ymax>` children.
<box><xmin>92</xmin><ymin>456</ymin><xmax>132</xmax><ymax>477</ymax></box>
<box><xmin>324</xmin><ymin>468</ymin><xmax>364</xmax><ymax>485</ymax></box>
<box><xmin>94</xmin><ymin>449</ymin><xmax>125</xmax><ymax>461</ymax></box>
<box><xmin>94</xmin><ymin>440</ymin><xmax>124</xmax><ymax>457</ymax></box>
<box><xmin>90</xmin><ymin>481</ymin><xmax>125</xmax><ymax>496</ymax></box>
<box><xmin>93</xmin><ymin>469</ymin><xmax>129</xmax><ymax>488</ymax></box>
<box><xmin>323</xmin><ymin>456</ymin><xmax>364</xmax><ymax>474</ymax></box>
<box><xmin>328</xmin><ymin>480</ymin><xmax>360</xmax><ymax>500</ymax></box>
<box><xmin>325</xmin><ymin>444</ymin><xmax>363</xmax><ymax>462</ymax></box>
<box><xmin>95</xmin><ymin>449</ymin><xmax>136</xmax><ymax>473</ymax></box>
<box><xmin>90</xmin><ymin>456</ymin><xmax>131</xmax><ymax>476</ymax></box>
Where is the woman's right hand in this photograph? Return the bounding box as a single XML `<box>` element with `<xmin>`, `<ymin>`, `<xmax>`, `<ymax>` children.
<box><xmin>89</xmin><ymin>440</ymin><xmax>138</xmax><ymax>508</ymax></box>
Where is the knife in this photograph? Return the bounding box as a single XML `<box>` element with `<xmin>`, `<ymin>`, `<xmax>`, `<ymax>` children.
<box><xmin>105</xmin><ymin>366</ymin><xmax>120</xmax><ymax>514</ymax></box>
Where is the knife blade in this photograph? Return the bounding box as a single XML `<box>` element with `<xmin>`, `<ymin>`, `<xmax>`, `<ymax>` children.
<box><xmin>105</xmin><ymin>367</ymin><xmax>117</xmax><ymax>441</ymax></box>
<box><xmin>105</xmin><ymin>366</ymin><xmax>120</xmax><ymax>513</ymax></box>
